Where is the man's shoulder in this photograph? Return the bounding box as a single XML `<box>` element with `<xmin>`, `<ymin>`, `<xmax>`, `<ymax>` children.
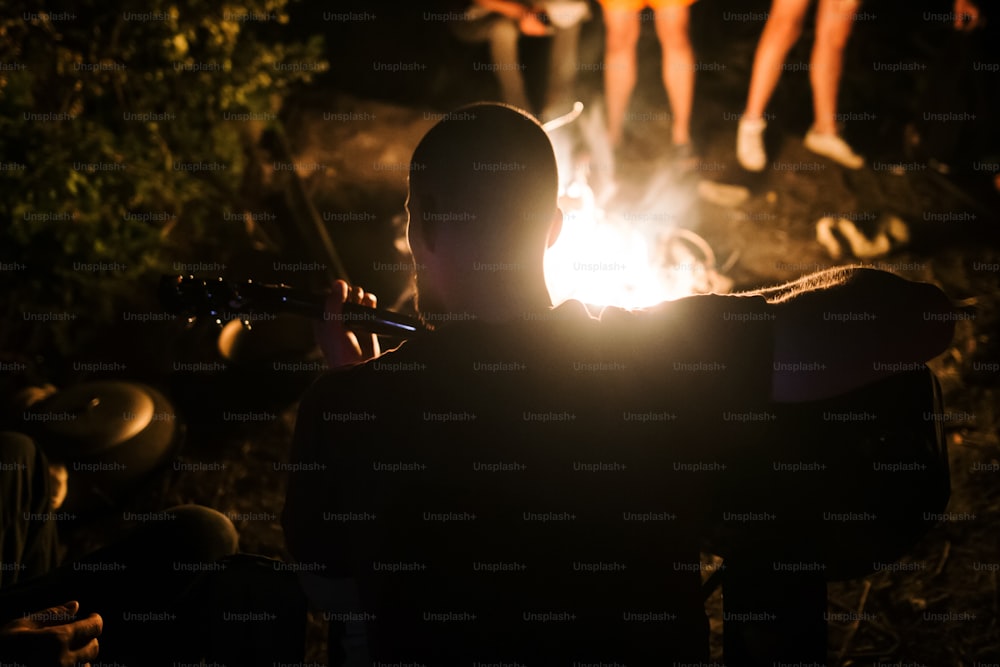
<box><xmin>594</xmin><ymin>293</ymin><xmax>772</xmax><ymax>335</ymax></box>
<box><xmin>600</xmin><ymin>293</ymin><xmax>769</xmax><ymax>318</ymax></box>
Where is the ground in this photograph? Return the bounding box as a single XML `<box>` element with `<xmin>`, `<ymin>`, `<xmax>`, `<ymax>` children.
<box><xmin>50</xmin><ymin>0</ymin><xmax>1000</xmax><ymax>663</ymax></box>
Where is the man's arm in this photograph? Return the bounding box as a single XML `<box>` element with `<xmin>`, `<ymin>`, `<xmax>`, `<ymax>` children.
<box><xmin>288</xmin><ymin>279</ymin><xmax>395</xmax><ymax>566</ymax></box>
<box><xmin>744</xmin><ymin>266</ymin><xmax>957</xmax><ymax>402</ymax></box>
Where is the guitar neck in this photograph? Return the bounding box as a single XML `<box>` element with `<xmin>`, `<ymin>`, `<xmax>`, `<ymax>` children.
<box><xmin>240</xmin><ymin>282</ymin><xmax>326</xmax><ymax>319</ymax></box>
<box><xmin>160</xmin><ymin>275</ymin><xmax>428</xmax><ymax>338</ymax></box>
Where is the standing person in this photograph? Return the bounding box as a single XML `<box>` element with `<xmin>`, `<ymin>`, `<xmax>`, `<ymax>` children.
<box><xmin>736</xmin><ymin>0</ymin><xmax>864</xmax><ymax>171</ymax></box>
<box><xmin>450</xmin><ymin>0</ymin><xmax>590</xmax><ymax>119</ymax></box>
<box><xmin>601</xmin><ymin>0</ymin><xmax>698</xmax><ymax>159</ymax></box>
<box><xmin>283</xmin><ymin>103</ymin><xmax>957</xmax><ymax>665</ymax></box>
<box><xmin>907</xmin><ymin>0</ymin><xmax>996</xmax><ymax>186</ymax></box>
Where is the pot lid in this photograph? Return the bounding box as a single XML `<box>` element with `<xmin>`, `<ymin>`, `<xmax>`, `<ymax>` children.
<box><xmin>30</xmin><ymin>381</ymin><xmax>155</xmax><ymax>453</ymax></box>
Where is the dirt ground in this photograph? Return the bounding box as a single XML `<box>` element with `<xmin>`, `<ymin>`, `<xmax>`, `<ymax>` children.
<box><xmin>56</xmin><ymin>0</ymin><xmax>1000</xmax><ymax>664</ymax></box>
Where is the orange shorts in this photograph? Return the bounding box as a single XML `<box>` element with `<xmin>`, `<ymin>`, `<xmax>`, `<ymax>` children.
<box><xmin>598</xmin><ymin>0</ymin><xmax>697</xmax><ymax>10</ymax></box>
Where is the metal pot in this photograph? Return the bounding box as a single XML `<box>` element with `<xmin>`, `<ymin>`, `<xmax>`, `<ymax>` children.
<box><xmin>24</xmin><ymin>380</ymin><xmax>180</xmax><ymax>513</ymax></box>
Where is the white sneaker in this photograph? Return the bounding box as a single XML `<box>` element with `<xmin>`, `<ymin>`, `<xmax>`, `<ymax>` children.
<box><xmin>736</xmin><ymin>117</ymin><xmax>767</xmax><ymax>172</ymax></box>
<box><xmin>804</xmin><ymin>129</ymin><xmax>864</xmax><ymax>169</ymax></box>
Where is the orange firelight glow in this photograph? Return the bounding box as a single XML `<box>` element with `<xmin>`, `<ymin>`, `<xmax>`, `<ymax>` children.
<box><xmin>544</xmin><ymin>148</ymin><xmax>730</xmax><ymax>310</ymax></box>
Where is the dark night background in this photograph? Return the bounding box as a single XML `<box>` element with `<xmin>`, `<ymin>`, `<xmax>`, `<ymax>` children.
<box><xmin>1</xmin><ymin>0</ymin><xmax>999</xmax><ymax>663</ymax></box>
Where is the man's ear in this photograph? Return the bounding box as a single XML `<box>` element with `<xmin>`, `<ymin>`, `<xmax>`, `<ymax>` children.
<box><xmin>546</xmin><ymin>207</ymin><xmax>563</xmax><ymax>249</ymax></box>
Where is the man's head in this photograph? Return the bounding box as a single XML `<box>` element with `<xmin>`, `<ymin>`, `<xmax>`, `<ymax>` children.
<box><xmin>406</xmin><ymin>103</ymin><xmax>562</xmax><ymax>321</ymax></box>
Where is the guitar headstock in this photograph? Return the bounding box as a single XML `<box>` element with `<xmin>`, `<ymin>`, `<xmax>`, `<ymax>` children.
<box><xmin>159</xmin><ymin>274</ymin><xmax>425</xmax><ymax>336</ymax></box>
<box><xmin>159</xmin><ymin>275</ymin><xmax>242</xmax><ymax>326</ymax></box>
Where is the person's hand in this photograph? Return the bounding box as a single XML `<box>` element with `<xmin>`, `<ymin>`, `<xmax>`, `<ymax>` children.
<box><xmin>315</xmin><ymin>279</ymin><xmax>381</xmax><ymax>370</ymax></box>
<box><xmin>0</xmin><ymin>601</ymin><xmax>102</xmax><ymax>667</ymax></box>
<box><xmin>953</xmin><ymin>0</ymin><xmax>981</xmax><ymax>30</ymax></box>
<box><xmin>519</xmin><ymin>9</ymin><xmax>552</xmax><ymax>36</ymax></box>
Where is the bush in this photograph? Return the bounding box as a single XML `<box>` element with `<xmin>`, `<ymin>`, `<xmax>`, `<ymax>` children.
<box><xmin>0</xmin><ymin>0</ymin><xmax>325</xmax><ymax>360</ymax></box>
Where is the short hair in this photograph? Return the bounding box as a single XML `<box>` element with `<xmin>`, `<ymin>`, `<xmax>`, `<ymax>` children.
<box><xmin>408</xmin><ymin>103</ymin><xmax>559</xmax><ymax>255</ymax></box>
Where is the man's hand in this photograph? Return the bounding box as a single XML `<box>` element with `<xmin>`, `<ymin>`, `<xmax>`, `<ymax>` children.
<box><xmin>315</xmin><ymin>279</ymin><xmax>381</xmax><ymax>371</ymax></box>
<box><xmin>0</xmin><ymin>601</ymin><xmax>102</xmax><ymax>667</ymax></box>
<box><xmin>954</xmin><ymin>0</ymin><xmax>981</xmax><ymax>30</ymax></box>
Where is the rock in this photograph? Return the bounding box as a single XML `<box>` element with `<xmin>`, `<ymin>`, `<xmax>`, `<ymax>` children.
<box><xmin>697</xmin><ymin>180</ymin><xmax>751</xmax><ymax>208</ymax></box>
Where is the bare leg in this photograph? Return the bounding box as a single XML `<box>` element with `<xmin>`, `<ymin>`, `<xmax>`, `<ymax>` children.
<box><xmin>603</xmin><ymin>9</ymin><xmax>641</xmax><ymax>147</ymax></box>
<box><xmin>487</xmin><ymin>18</ymin><xmax>531</xmax><ymax>111</ymax></box>
<box><xmin>810</xmin><ymin>0</ymin><xmax>857</xmax><ymax>134</ymax></box>
<box><xmin>544</xmin><ymin>22</ymin><xmax>583</xmax><ymax>119</ymax></box>
<box><xmin>743</xmin><ymin>0</ymin><xmax>810</xmax><ymax>121</ymax></box>
<box><xmin>654</xmin><ymin>5</ymin><xmax>694</xmax><ymax>146</ymax></box>
<box><xmin>802</xmin><ymin>0</ymin><xmax>863</xmax><ymax>167</ymax></box>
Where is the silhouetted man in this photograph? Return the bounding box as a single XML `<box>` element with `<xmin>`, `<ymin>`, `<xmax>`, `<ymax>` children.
<box><xmin>283</xmin><ymin>103</ymin><xmax>955</xmax><ymax>665</ymax></box>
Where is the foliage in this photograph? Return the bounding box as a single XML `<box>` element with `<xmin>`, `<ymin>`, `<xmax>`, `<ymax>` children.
<box><xmin>0</xmin><ymin>0</ymin><xmax>325</xmax><ymax>360</ymax></box>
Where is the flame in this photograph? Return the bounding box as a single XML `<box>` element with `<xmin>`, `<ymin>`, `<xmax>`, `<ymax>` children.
<box><xmin>544</xmin><ymin>154</ymin><xmax>729</xmax><ymax>310</ymax></box>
